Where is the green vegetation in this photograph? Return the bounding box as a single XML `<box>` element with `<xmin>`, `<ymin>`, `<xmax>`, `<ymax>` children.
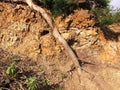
<box><xmin>6</xmin><ymin>63</ymin><xmax>16</xmax><ymax>77</ymax></box>
<box><xmin>42</xmin><ymin>0</ymin><xmax>120</xmax><ymax>28</ymax></box>
<box><xmin>41</xmin><ymin>79</ymin><xmax>49</xmax><ymax>88</ymax></box>
<box><xmin>92</xmin><ymin>8</ymin><xmax>120</xmax><ymax>28</ymax></box>
<box><xmin>42</xmin><ymin>0</ymin><xmax>111</xmax><ymax>18</ymax></box>
<box><xmin>92</xmin><ymin>0</ymin><xmax>120</xmax><ymax>29</ymax></box>
<box><xmin>28</xmin><ymin>77</ymin><xmax>39</xmax><ymax>90</ymax></box>
<box><xmin>95</xmin><ymin>0</ymin><xmax>110</xmax><ymax>7</ymax></box>
<box><xmin>43</xmin><ymin>0</ymin><xmax>76</xmax><ymax>17</ymax></box>
<box><xmin>4</xmin><ymin>62</ymin><xmax>59</xmax><ymax>90</ymax></box>
<box><xmin>2</xmin><ymin>56</ymin><xmax>60</xmax><ymax>90</ymax></box>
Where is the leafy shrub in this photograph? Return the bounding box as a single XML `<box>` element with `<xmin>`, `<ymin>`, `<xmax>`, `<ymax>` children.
<box><xmin>43</xmin><ymin>0</ymin><xmax>76</xmax><ymax>17</ymax></box>
<box><xmin>92</xmin><ymin>0</ymin><xmax>120</xmax><ymax>29</ymax></box>
<box><xmin>95</xmin><ymin>0</ymin><xmax>110</xmax><ymax>7</ymax></box>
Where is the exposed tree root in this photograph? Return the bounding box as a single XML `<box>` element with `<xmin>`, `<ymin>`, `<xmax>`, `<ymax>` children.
<box><xmin>2</xmin><ymin>0</ymin><xmax>82</xmax><ymax>75</ymax></box>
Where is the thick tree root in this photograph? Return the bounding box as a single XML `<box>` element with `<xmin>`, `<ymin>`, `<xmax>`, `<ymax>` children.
<box><xmin>2</xmin><ymin>0</ymin><xmax>82</xmax><ymax>75</ymax></box>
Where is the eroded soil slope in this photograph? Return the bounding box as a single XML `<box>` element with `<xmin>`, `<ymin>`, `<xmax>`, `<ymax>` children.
<box><xmin>0</xmin><ymin>2</ymin><xmax>120</xmax><ymax>90</ymax></box>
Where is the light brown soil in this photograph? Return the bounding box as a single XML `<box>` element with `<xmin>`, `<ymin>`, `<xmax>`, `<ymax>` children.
<box><xmin>1</xmin><ymin>2</ymin><xmax>120</xmax><ymax>90</ymax></box>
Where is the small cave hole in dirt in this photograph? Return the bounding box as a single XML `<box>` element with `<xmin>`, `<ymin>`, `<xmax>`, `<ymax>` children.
<box><xmin>25</xmin><ymin>18</ymin><xmax>30</xmax><ymax>23</ymax></box>
<box><xmin>40</xmin><ymin>30</ymin><xmax>49</xmax><ymax>36</ymax></box>
<box><xmin>68</xmin><ymin>38</ymin><xmax>78</xmax><ymax>46</ymax></box>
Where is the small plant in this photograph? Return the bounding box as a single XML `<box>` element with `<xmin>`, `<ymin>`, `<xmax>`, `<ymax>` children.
<box><xmin>41</xmin><ymin>79</ymin><xmax>49</xmax><ymax>87</ymax></box>
<box><xmin>28</xmin><ymin>77</ymin><xmax>39</xmax><ymax>90</ymax></box>
<box><xmin>6</xmin><ymin>63</ymin><xmax>16</xmax><ymax>77</ymax></box>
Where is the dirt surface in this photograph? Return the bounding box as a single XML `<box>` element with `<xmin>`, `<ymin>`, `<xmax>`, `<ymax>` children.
<box><xmin>0</xmin><ymin>2</ymin><xmax>120</xmax><ymax>90</ymax></box>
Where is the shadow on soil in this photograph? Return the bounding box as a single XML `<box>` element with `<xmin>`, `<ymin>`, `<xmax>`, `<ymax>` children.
<box><xmin>101</xmin><ymin>27</ymin><xmax>120</xmax><ymax>41</ymax></box>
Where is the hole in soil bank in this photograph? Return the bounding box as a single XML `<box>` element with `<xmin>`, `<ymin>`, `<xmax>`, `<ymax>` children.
<box><xmin>41</xmin><ymin>30</ymin><xmax>49</xmax><ymax>36</ymax></box>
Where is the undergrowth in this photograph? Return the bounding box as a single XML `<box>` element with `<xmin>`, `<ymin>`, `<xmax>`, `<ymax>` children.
<box><xmin>0</xmin><ymin>55</ymin><xmax>60</xmax><ymax>90</ymax></box>
<box><xmin>43</xmin><ymin>0</ymin><xmax>76</xmax><ymax>17</ymax></box>
<box><xmin>92</xmin><ymin>0</ymin><xmax>120</xmax><ymax>29</ymax></box>
<box><xmin>28</xmin><ymin>77</ymin><xmax>39</xmax><ymax>90</ymax></box>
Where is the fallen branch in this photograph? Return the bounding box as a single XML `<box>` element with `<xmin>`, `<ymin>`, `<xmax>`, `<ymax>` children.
<box><xmin>2</xmin><ymin>0</ymin><xmax>82</xmax><ymax>75</ymax></box>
